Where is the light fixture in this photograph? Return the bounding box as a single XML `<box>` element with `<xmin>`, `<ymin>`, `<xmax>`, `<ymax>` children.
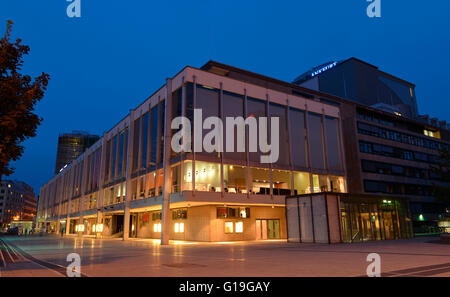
<box><xmin>95</xmin><ymin>224</ymin><xmax>103</xmax><ymax>232</ymax></box>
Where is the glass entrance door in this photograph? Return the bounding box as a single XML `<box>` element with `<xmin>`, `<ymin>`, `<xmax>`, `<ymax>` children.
<box><xmin>268</xmin><ymin>220</ymin><xmax>280</xmax><ymax>239</ymax></box>
<box><xmin>130</xmin><ymin>214</ymin><xmax>138</xmax><ymax>238</ymax></box>
<box><xmin>256</xmin><ymin>219</ymin><xmax>280</xmax><ymax>240</ymax></box>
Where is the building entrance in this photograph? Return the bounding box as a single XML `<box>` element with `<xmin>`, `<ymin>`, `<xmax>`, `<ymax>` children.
<box><xmin>256</xmin><ymin>219</ymin><xmax>280</xmax><ymax>240</ymax></box>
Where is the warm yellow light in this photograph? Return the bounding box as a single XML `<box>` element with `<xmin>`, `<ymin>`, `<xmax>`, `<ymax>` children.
<box><xmin>235</xmin><ymin>221</ymin><xmax>243</xmax><ymax>233</ymax></box>
<box><xmin>174</xmin><ymin>222</ymin><xmax>184</xmax><ymax>233</ymax></box>
<box><xmin>76</xmin><ymin>224</ymin><xmax>85</xmax><ymax>232</ymax></box>
<box><xmin>158</xmin><ymin>223</ymin><xmax>161</xmax><ymax>233</ymax></box>
<box><xmin>92</xmin><ymin>224</ymin><xmax>96</xmax><ymax>232</ymax></box>
<box><xmin>95</xmin><ymin>224</ymin><xmax>103</xmax><ymax>232</ymax></box>
<box><xmin>225</xmin><ymin>222</ymin><xmax>233</xmax><ymax>233</ymax></box>
<box><xmin>154</xmin><ymin>223</ymin><xmax>161</xmax><ymax>233</ymax></box>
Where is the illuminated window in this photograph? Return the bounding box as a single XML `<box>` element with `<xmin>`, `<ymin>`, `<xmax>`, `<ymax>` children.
<box><xmin>175</xmin><ymin>222</ymin><xmax>184</xmax><ymax>233</ymax></box>
<box><xmin>424</xmin><ymin>129</ymin><xmax>439</xmax><ymax>139</ymax></box>
<box><xmin>153</xmin><ymin>223</ymin><xmax>161</xmax><ymax>233</ymax></box>
<box><xmin>235</xmin><ymin>222</ymin><xmax>243</xmax><ymax>233</ymax></box>
<box><xmin>224</xmin><ymin>222</ymin><xmax>233</xmax><ymax>233</ymax></box>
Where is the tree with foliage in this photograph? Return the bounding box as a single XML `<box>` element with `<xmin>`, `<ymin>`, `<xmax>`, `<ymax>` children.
<box><xmin>430</xmin><ymin>146</ymin><xmax>450</xmax><ymax>205</ymax></box>
<box><xmin>0</xmin><ymin>20</ymin><xmax>50</xmax><ymax>179</ymax></box>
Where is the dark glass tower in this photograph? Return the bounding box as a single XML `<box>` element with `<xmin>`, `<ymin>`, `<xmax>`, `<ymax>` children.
<box><xmin>54</xmin><ymin>131</ymin><xmax>100</xmax><ymax>175</ymax></box>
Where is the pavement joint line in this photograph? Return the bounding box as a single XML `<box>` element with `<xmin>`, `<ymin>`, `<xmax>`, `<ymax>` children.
<box><xmin>0</xmin><ymin>240</ymin><xmax>6</xmax><ymax>268</ymax></box>
<box><xmin>1</xmin><ymin>236</ymin><xmax>89</xmax><ymax>277</ymax></box>
<box><xmin>0</xmin><ymin>238</ymin><xmax>15</xmax><ymax>264</ymax></box>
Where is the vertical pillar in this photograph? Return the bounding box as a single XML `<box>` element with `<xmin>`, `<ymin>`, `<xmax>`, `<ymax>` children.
<box><xmin>286</xmin><ymin>98</ymin><xmax>295</xmax><ymax>195</ymax></box>
<box><xmin>244</xmin><ymin>89</ymin><xmax>250</xmax><ymax>197</ymax></box>
<box><xmin>161</xmin><ymin>79</ymin><xmax>173</xmax><ymax>245</ymax></box>
<box><xmin>78</xmin><ymin>154</ymin><xmax>89</xmax><ymax>237</ymax></box>
<box><xmin>180</xmin><ymin>77</ymin><xmax>186</xmax><ymax>193</ymax></box>
<box><xmin>219</xmin><ymin>82</ymin><xmax>224</xmax><ymax>197</ymax></box>
<box><xmin>266</xmin><ymin>94</ymin><xmax>273</xmax><ymax>198</ymax></box>
<box><xmin>123</xmin><ymin>110</ymin><xmax>135</xmax><ymax>240</ymax></box>
<box><xmin>96</xmin><ymin>135</ymin><xmax>107</xmax><ymax>238</ymax></box>
<box><xmin>304</xmin><ymin>104</ymin><xmax>314</xmax><ymax>193</ymax></box>
<box><xmin>321</xmin><ymin>109</ymin><xmax>329</xmax><ymax>192</ymax></box>
<box><xmin>192</xmin><ymin>76</ymin><xmax>197</xmax><ymax>196</ymax></box>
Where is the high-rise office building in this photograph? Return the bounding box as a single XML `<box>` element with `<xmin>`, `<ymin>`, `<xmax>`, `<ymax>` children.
<box><xmin>54</xmin><ymin>131</ymin><xmax>100</xmax><ymax>175</ymax></box>
<box><xmin>0</xmin><ymin>180</ymin><xmax>37</xmax><ymax>231</ymax></box>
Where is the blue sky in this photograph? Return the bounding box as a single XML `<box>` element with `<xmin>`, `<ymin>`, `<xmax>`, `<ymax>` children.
<box><xmin>1</xmin><ymin>0</ymin><xmax>450</xmax><ymax>193</ymax></box>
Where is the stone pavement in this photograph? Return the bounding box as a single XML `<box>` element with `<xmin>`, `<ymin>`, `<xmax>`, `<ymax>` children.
<box><xmin>1</xmin><ymin>235</ymin><xmax>449</xmax><ymax>277</ymax></box>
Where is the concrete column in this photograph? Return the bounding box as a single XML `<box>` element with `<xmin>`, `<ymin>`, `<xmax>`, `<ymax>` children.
<box><xmin>123</xmin><ymin>112</ymin><xmax>135</xmax><ymax>240</ymax></box>
<box><xmin>266</xmin><ymin>94</ymin><xmax>273</xmax><ymax>198</ymax></box>
<box><xmin>55</xmin><ymin>179</ymin><xmax>61</xmax><ymax>235</ymax></box>
<box><xmin>244</xmin><ymin>89</ymin><xmax>250</xmax><ymax>197</ymax></box>
<box><xmin>304</xmin><ymin>104</ymin><xmax>314</xmax><ymax>193</ymax></box>
<box><xmin>161</xmin><ymin>79</ymin><xmax>173</xmax><ymax>245</ymax></box>
<box><xmin>96</xmin><ymin>135</ymin><xmax>107</xmax><ymax>238</ymax></box>
<box><xmin>66</xmin><ymin>163</ymin><xmax>75</xmax><ymax>235</ymax></box>
<box><xmin>286</xmin><ymin>98</ymin><xmax>295</xmax><ymax>195</ymax></box>
<box><xmin>180</xmin><ymin>77</ymin><xmax>186</xmax><ymax>192</ymax></box>
<box><xmin>78</xmin><ymin>154</ymin><xmax>89</xmax><ymax>237</ymax></box>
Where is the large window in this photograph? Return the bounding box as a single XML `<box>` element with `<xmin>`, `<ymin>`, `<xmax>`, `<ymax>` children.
<box><xmin>111</xmin><ymin>135</ymin><xmax>118</xmax><ymax>180</ymax></box>
<box><xmin>117</xmin><ymin>131</ymin><xmax>125</xmax><ymax>179</ymax></box>
<box><xmin>141</xmin><ymin>112</ymin><xmax>149</xmax><ymax>169</ymax></box>
<box><xmin>329</xmin><ymin>175</ymin><xmax>345</xmax><ymax>193</ymax></box>
<box><xmin>196</xmin><ymin>85</ymin><xmax>220</xmax><ymax>158</ymax></box>
<box><xmin>308</xmin><ymin>112</ymin><xmax>325</xmax><ymax>169</ymax></box>
<box><xmin>158</xmin><ymin>101</ymin><xmax>165</xmax><ymax>165</ymax></box>
<box><xmin>269</xmin><ymin>103</ymin><xmax>289</xmax><ymax>166</ymax></box>
<box><xmin>223</xmin><ymin>165</ymin><xmax>247</xmax><ymax>194</ymax></box>
<box><xmin>150</xmin><ymin>105</ymin><xmax>159</xmax><ymax>167</ymax></box>
<box><xmin>272</xmin><ymin>169</ymin><xmax>291</xmax><ymax>195</ymax></box>
<box><xmin>132</xmin><ymin>118</ymin><xmax>140</xmax><ymax>172</ymax></box>
<box><xmin>247</xmin><ymin>97</ymin><xmax>266</xmax><ymax>164</ymax></box>
<box><xmin>312</xmin><ymin>174</ymin><xmax>328</xmax><ymax>193</ymax></box>
<box><xmin>183</xmin><ymin>161</ymin><xmax>193</xmax><ymax>191</ymax></box>
<box><xmin>249</xmin><ymin>167</ymin><xmax>270</xmax><ymax>194</ymax></box>
<box><xmin>171</xmin><ymin>164</ymin><xmax>181</xmax><ymax>193</ymax></box>
<box><xmin>222</xmin><ymin>91</ymin><xmax>245</xmax><ymax>161</ymax></box>
<box><xmin>293</xmin><ymin>171</ymin><xmax>311</xmax><ymax>194</ymax></box>
<box><xmin>289</xmin><ymin>108</ymin><xmax>307</xmax><ymax>168</ymax></box>
<box><xmin>194</xmin><ymin>161</ymin><xmax>221</xmax><ymax>192</ymax></box>
<box><xmin>325</xmin><ymin>116</ymin><xmax>342</xmax><ymax>170</ymax></box>
<box><xmin>147</xmin><ymin>172</ymin><xmax>156</xmax><ymax>197</ymax></box>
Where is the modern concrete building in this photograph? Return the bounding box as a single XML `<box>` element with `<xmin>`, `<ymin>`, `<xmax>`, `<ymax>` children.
<box><xmin>0</xmin><ymin>180</ymin><xmax>37</xmax><ymax>231</ymax></box>
<box><xmin>293</xmin><ymin>58</ymin><xmax>450</xmax><ymax>234</ymax></box>
<box><xmin>37</xmin><ymin>61</ymin><xmax>415</xmax><ymax>243</ymax></box>
<box><xmin>54</xmin><ymin>131</ymin><xmax>100</xmax><ymax>175</ymax></box>
<box><xmin>37</xmin><ymin>61</ymin><xmax>350</xmax><ymax>242</ymax></box>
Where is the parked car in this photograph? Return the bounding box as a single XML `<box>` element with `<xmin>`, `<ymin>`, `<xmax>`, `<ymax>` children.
<box><xmin>6</xmin><ymin>227</ymin><xmax>19</xmax><ymax>235</ymax></box>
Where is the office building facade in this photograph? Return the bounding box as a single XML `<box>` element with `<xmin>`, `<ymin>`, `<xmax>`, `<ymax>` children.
<box><xmin>0</xmin><ymin>180</ymin><xmax>37</xmax><ymax>230</ymax></box>
<box><xmin>54</xmin><ymin>131</ymin><xmax>100</xmax><ymax>175</ymax></box>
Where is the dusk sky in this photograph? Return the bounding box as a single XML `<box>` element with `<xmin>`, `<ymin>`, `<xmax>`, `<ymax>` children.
<box><xmin>1</xmin><ymin>0</ymin><xmax>449</xmax><ymax>194</ymax></box>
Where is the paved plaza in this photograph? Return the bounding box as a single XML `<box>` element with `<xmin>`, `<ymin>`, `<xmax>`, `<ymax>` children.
<box><xmin>1</xmin><ymin>235</ymin><xmax>449</xmax><ymax>277</ymax></box>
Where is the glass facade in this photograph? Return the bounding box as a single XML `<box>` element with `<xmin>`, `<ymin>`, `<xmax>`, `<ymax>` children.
<box><xmin>340</xmin><ymin>196</ymin><xmax>413</xmax><ymax>242</ymax></box>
